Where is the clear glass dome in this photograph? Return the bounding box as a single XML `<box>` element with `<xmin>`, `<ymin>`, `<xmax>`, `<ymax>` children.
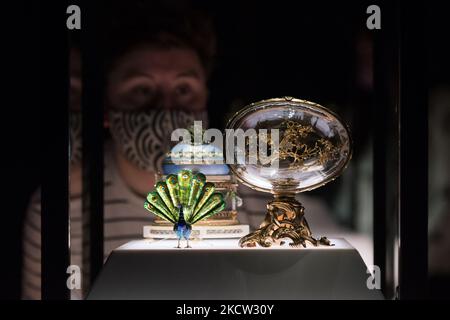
<box><xmin>226</xmin><ymin>97</ymin><xmax>352</xmax><ymax>193</ymax></box>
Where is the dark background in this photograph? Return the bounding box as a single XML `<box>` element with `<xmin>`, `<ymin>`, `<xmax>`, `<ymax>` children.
<box><xmin>2</xmin><ymin>0</ymin><xmax>449</xmax><ymax>299</ymax></box>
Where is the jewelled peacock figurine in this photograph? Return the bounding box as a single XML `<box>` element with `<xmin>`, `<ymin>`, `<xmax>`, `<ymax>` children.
<box><xmin>144</xmin><ymin>169</ymin><xmax>226</xmax><ymax>248</ymax></box>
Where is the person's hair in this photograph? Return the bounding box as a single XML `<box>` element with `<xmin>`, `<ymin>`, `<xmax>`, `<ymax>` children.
<box><xmin>102</xmin><ymin>3</ymin><xmax>217</xmax><ymax>77</ymax></box>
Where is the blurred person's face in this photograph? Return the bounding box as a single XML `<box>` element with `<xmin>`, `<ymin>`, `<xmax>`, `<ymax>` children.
<box><xmin>106</xmin><ymin>45</ymin><xmax>209</xmax><ymax>174</ymax></box>
<box><xmin>107</xmin><ymin>45</ymin><xmax>208</xmax><ymax>112</ymax></box>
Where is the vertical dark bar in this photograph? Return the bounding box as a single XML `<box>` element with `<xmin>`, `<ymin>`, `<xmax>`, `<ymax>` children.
<box><xmin>373</xmin><ymin>0</ymin><xmax>400</xmax><ymax>300</ymax></box>
<box><xmin>398</xmin><ymin>1</ymin><xmax>428</xmax><ymax>299</ymax></box>
<box><xmin>81</xmin><ymin>0</ymin><xmax>104</xmax><ymax>294</ymax></box>
<box><xmin>41</xmin><ymin>2</ymin><xmax>70</xmax><ymax>299</ymax></box>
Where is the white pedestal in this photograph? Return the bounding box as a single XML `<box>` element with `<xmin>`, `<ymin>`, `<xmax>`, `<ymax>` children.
<box><xmin>87</xmin><ymin>238</ymin><xmax>384</xmax><ymax>300</ymax></box>
<box><xmin>143</xmin><ymin>224</ymin><xmax>250</xmax><ymax>239</ymax></box>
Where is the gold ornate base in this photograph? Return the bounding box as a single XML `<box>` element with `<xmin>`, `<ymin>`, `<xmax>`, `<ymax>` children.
<box><xmin>239</xmin><ymin>194</ymin><xmax>333</xmax><ymax>248</ymax></box>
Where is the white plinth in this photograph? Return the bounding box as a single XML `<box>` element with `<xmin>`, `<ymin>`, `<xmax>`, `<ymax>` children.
<box><xmin>143</xmin><ymin>224</ymin><xmax>250</xmax><ymax>239</ymax></box>
<box><xmin>87</xmin><ymin>238</ymin><xmax>384</xmax><ymax>300</ymax></box>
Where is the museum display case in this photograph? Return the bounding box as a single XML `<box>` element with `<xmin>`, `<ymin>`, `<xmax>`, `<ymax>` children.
<box><xmin>39</xmin><ymin>1</ymin><xmax>431</xmax><ymax>300</ymax></box>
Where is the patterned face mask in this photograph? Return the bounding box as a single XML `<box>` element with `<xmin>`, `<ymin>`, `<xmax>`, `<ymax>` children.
<box><xmin>69</xmin><ymin>112</ymin><xmax>82</xmax><ymax>167</ymax></box>
<box><xmin>108</xmin><ymin>108</ymin><xmax>208</xmax><ymax>172</ymax></box>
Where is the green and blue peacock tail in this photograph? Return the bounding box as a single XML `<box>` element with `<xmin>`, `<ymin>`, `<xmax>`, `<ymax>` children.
<box><xmin>144</xmin><ymin>169</ymin><xmax>226</xmax><ymax>225</ymax></box>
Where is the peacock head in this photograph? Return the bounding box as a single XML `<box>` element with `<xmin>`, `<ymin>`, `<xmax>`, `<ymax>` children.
<box><xmin>177</xmin><ymin>204</ymin><xmax>184</xmax><ymax>216</ymax></box>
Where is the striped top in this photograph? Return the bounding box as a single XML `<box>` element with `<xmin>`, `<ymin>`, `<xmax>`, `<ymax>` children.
<box><xmin>22</xmin><ymin>142</ymin><xmax>155</xmax><ymax>300</ymax></box>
